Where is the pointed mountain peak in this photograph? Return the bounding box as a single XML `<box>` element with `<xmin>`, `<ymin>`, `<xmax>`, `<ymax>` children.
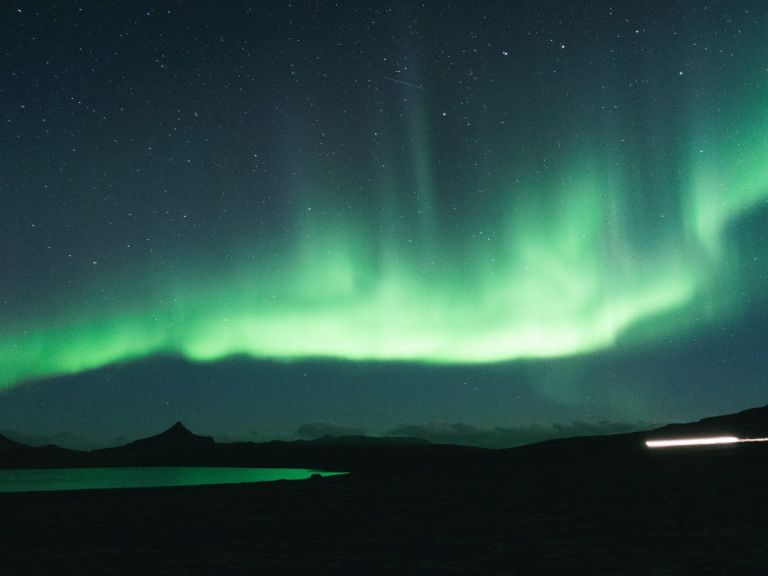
<box><xmin>166</xmin><ymin>421</ymin><xmax>192</xmax><ymax>434</ymax></box>
<box><xmin>126</xmin><ymin>421</ymin><xmax>215</xmax><ymax>449</ymax></box>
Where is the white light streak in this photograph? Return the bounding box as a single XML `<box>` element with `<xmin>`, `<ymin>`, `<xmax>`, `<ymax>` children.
<box><xmin>737</xmin><ymin>437</ymin><xmax>768</xmax><ymax>443</ymax></box>
<box><xmin>645</xmin><ymin>436</ymin><xmax>768</xmax><ymax>448</ymax></box>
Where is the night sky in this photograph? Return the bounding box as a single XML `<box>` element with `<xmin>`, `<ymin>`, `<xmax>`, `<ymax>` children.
<box><xmin>2</xmin><ymin>1</ymin><xmax>767</xmax><ymax>448</ymax></box>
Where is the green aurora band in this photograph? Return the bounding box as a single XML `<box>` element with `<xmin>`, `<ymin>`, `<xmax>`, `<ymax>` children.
<box><xmin>3</xmin><ymin>82</ymin><xmax>768</xmax><ymax>392</ymax></box>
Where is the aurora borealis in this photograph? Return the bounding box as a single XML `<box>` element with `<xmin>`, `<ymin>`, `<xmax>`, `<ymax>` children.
<box><xmin>2</xmin><ymin>1</ymin><xmax>768</xmax><ymax>445</ymax></box>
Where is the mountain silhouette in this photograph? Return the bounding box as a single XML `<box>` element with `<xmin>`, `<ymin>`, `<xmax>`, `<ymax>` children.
<box><xmin>506</xmin><ymin>404</ymin><xmax>768</xmax><ymax>464</ymax></box>
<box><xmin>124</xmin><ymin>421</ymin><xmax>215</xmax><ymax>450</ymax></box>
<box><xmin>84</xmin><ymin>421</ymin><xmax>218</xmax><ymax>466</ymax></box>
<box><xmin>0</xmin><ymin>433</ymin><xmax>26</xmax><ymax>453</ymax></box>
<box><xmin>647</xmin><ymin>404</ymin><xmax>768</xmax><ymax>440</ymax></box>
<box><xmin>303</xmin><ymin>434</ymin><xmax>431</xmax><ymax>446</ymax></box>
<box><xmin>2</xmin><ymin>405</ymin><xmax>768</xmax><ymax>471</ymax></box>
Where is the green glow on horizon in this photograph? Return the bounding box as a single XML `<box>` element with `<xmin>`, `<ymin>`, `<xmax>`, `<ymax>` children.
<box><xmin>3</xmin><ymin>83</ymin><xmax>768</xmax><ymax>392</ymax></box>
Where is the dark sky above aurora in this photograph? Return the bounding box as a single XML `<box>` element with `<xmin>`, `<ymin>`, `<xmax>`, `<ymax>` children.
<box><xmin>1</xmin><ymin>0</ymin><xmax>768</xmax><ymax>448</ymax></box>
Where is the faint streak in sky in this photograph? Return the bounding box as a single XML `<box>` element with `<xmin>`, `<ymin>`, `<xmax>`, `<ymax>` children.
<box><xmin>384</xmin><ymin>76</ymin><xmax>424</xmax><ymax>90</ymax></box>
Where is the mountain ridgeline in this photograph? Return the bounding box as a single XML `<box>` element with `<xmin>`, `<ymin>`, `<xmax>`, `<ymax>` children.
<box><xmin>2</xmin><ymin>405</ymin><xmax>768</xmax><ymax>473</ymax></box>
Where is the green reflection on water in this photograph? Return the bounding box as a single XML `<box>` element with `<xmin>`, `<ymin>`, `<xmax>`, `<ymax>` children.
<box><xmin>0</xmin><ymin>467</ymin><xmax>345</xmax><ymax>493</ymax></box>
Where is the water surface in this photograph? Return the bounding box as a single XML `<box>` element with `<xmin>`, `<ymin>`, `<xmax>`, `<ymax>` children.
<box><xmin>0</xmin><ymin>467</ymin><xmax>343</xmax><ymax>493</ymax></box>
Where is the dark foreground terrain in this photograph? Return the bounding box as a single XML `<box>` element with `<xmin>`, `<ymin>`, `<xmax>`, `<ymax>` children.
<box><xmin>3</xmin><ymin>408</ymin><xmax>768</xmax><ymax>574</ymax></box>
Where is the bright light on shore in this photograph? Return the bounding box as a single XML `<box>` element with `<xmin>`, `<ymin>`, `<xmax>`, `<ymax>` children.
<box><xmin>646</xmin><ymin>436</ymin><xmax>738</xmax><ymax>448</ymax></box>
<box><xmin>645</xmin><ymin>436</ymin><xmax>768</xmax><ymax>448</ymax></box>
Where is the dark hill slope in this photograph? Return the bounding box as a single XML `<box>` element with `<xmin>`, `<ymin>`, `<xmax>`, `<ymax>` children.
<box><xmin>648</xmin><ymin>404</ymin><xmax>768</xmax><ymax>439</ymax></box>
